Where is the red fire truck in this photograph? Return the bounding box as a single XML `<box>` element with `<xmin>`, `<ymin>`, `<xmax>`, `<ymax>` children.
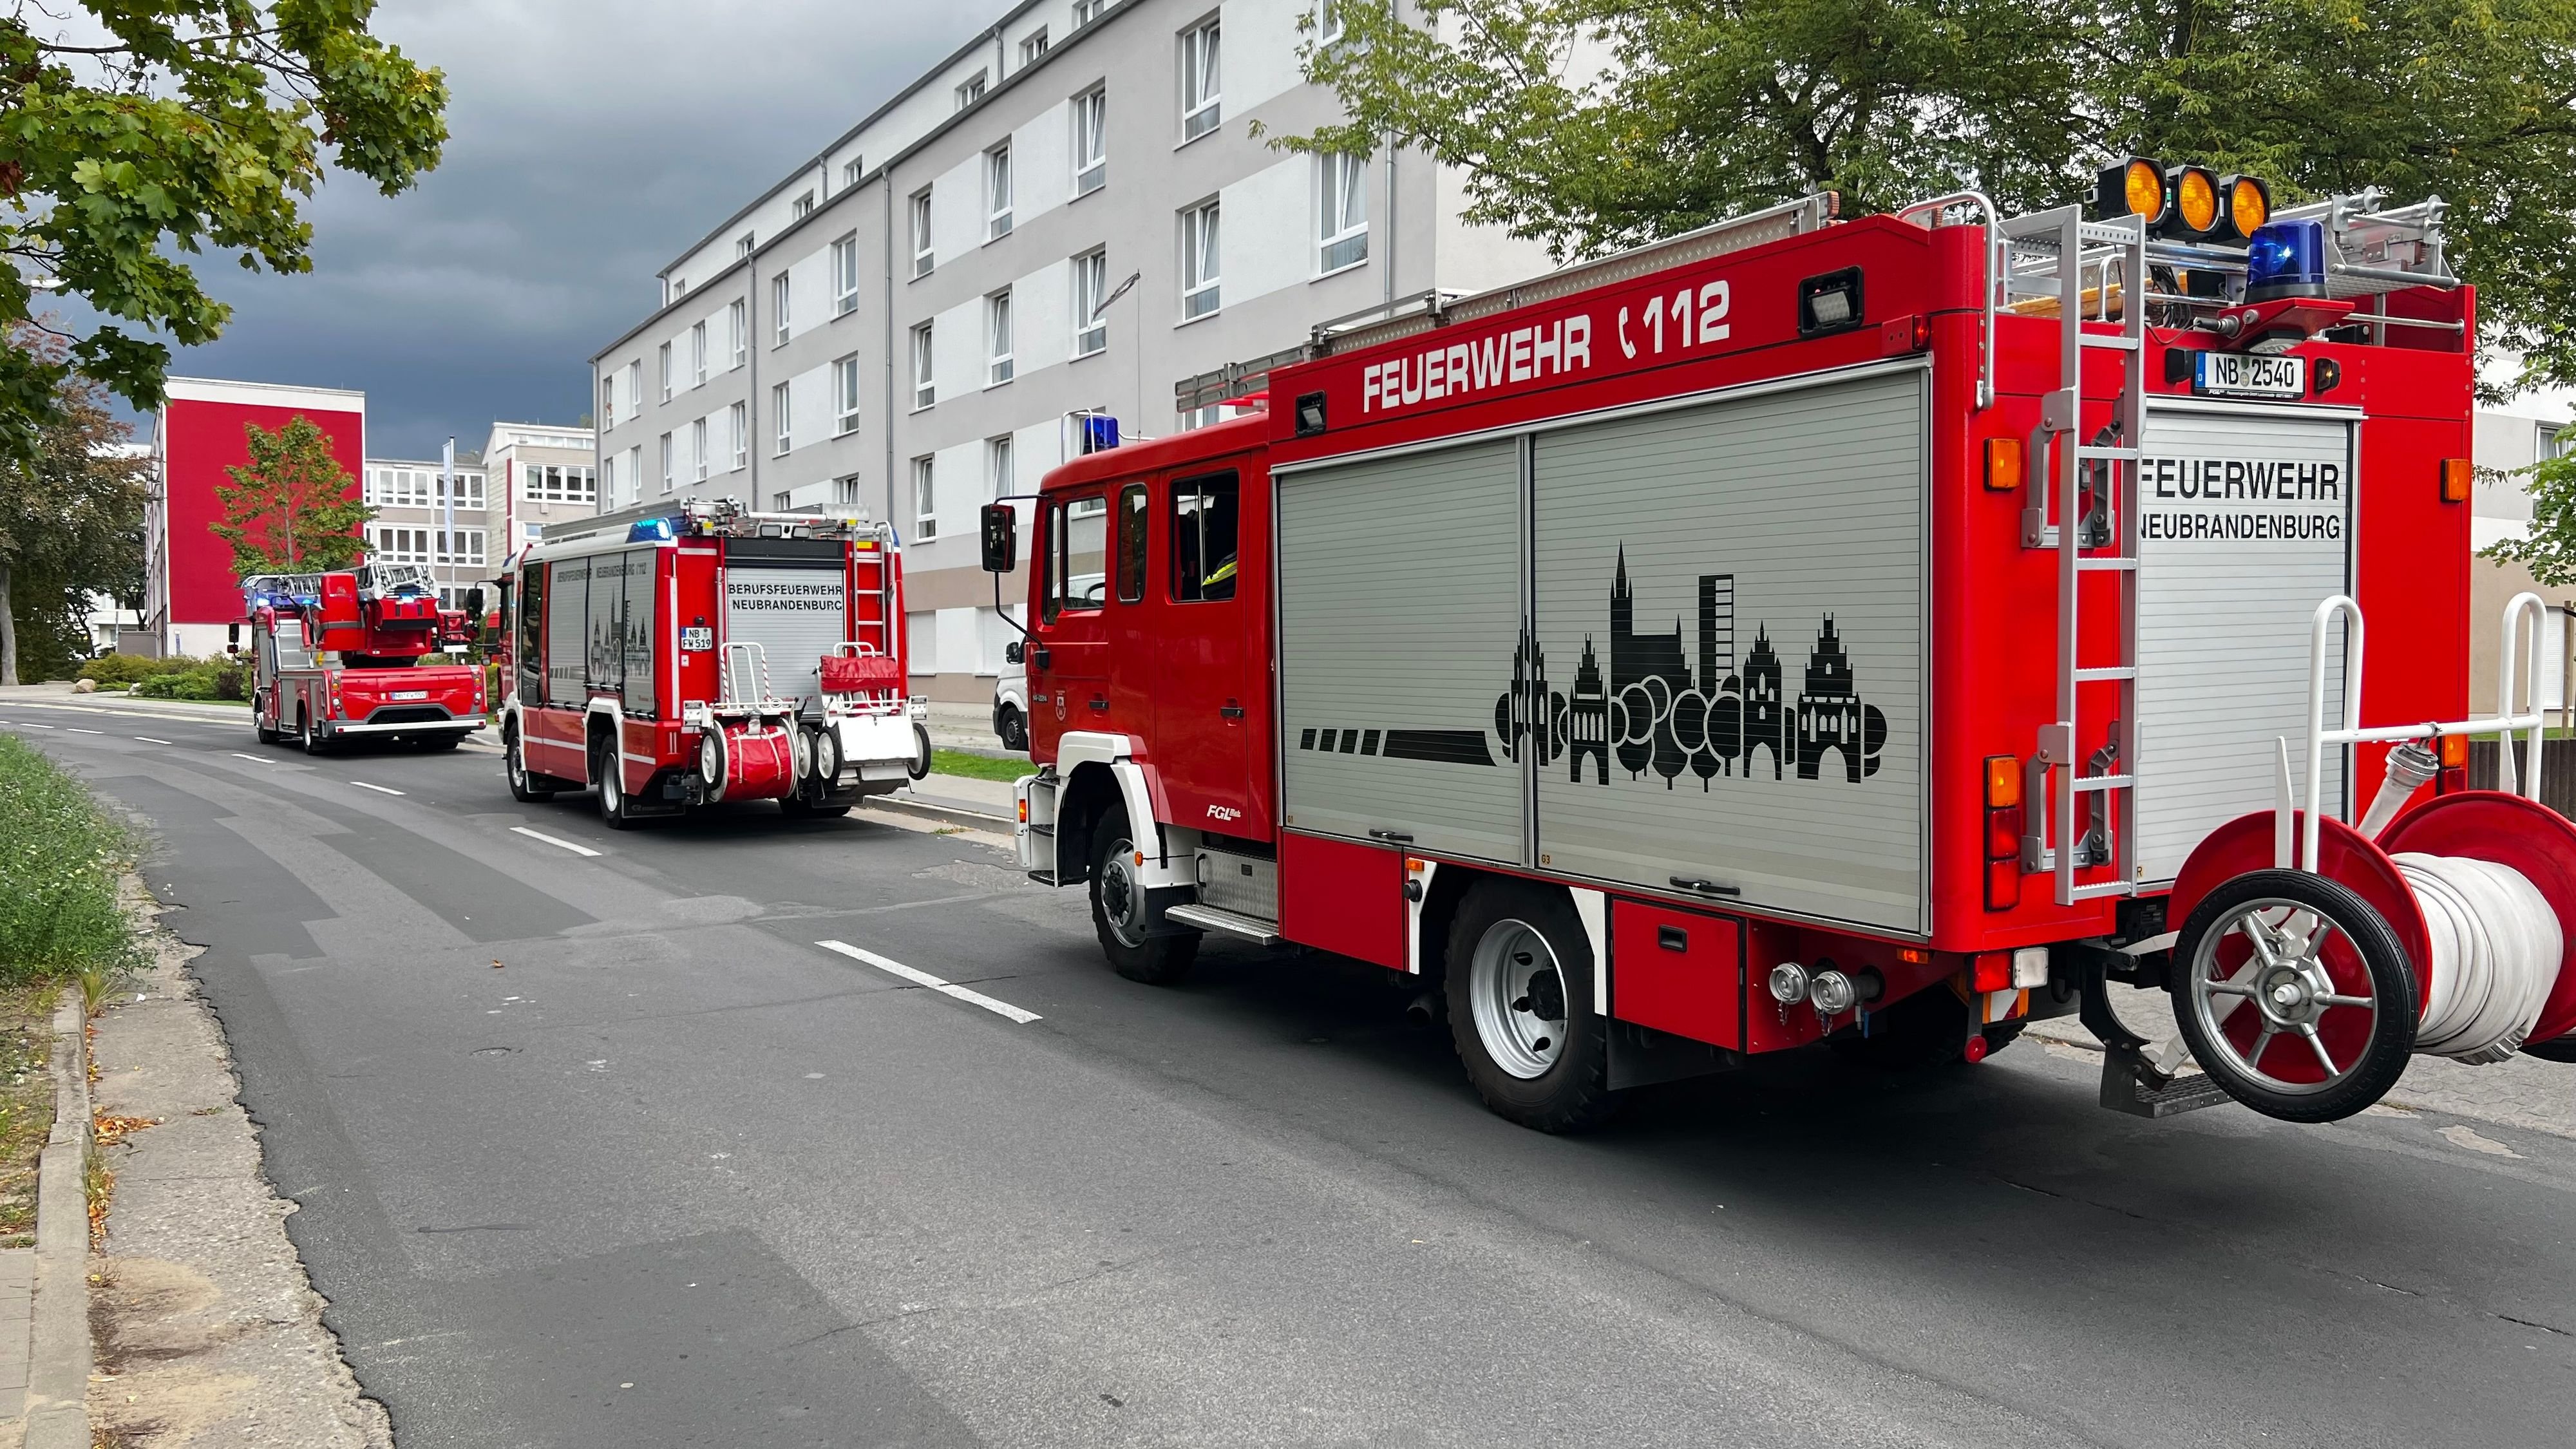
<box><xmin>495</xmin><ymin>500</ymin><xmax>928</xmax><ymax>828</ymax></box>
<box><xmin>990</xmin><ymin>164</ymin><xmax>2576</xmax><ymax>1132</ymax></box>
<box><xmin>245</xmin><ymin>564</ymin><xmax>486</xmax><ymax>752</ymax></box>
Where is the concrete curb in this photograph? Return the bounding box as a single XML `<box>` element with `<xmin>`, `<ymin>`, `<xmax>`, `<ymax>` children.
<box><xmin>864</xmin><ymin>791</ymin><xmax>1016</xmax><ymax>836</ymax></box>
<box><xmin>23</xmin><ymin>998</ymin><xmax>90</xmax><ymax>1449</ymax></box>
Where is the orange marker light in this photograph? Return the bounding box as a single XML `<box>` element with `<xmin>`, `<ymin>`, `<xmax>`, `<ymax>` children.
<box><xmin>2226</xmin><ymin>175</ymin><xmax>2269</xmax><ymax>237</ymax></box>
<box><xmin>1898</xmin><ymin>947</ymin><xmax>1931</xmax><ymax>966</ymax></box>
<box><xmin>2174</xmin><ymin>167</ymin><xmax>2219</xmax><ymax>235</ymax></box>
<box><xmin>1984</xmin><ymin>755</ymin><xmax>2022</xmax><ymax>808</ymax></box>
<box><xmin>2440</xmin><ymin>734</ymin><xmax>2469</xmax><ymax>769</ymax></box>
<box><xmin>1984</xmin><ymin>437</ymin><xmax>2027</xmax><ymax>492</ymax></box>
<box><xmin>2123</xmin><ymin>159</ymin><xmax>2165</xmax><ymax>223</ymax></box>
<box><xmin>2439</xmin><ymin>457</ymin><xmax>2473</xmax><ymax>503</ymax></box>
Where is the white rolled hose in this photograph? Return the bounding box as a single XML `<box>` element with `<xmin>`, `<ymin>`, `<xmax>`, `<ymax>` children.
<box><xmin>2395</xmin><ymin>852</ymin><xmax>2562</xmax><ymax>1063</ymax></box>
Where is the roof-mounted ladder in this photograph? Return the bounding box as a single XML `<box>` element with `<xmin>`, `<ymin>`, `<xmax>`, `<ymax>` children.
<box><xmin>2002</xmin><ymin>207</ymin><xmax>2148</xmax><ymax>906</ymax></box>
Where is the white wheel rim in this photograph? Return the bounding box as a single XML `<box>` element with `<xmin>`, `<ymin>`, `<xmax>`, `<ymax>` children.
<box><xmin>1469</xmin><ymin>918</ymin><xmax>1567</xmax><ymax>1079</ymax></box>
<box><xmin>2188</xmin><ymin>898</ymin><xmax>2376</xmax><ymax>1096</ymax></box>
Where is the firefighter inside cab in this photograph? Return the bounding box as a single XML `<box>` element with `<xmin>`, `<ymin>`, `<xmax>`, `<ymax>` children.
<box><xmin>983</xmin><ymin>160</ymin><xmax>2576</xmax><ymax>1135</ymax></box>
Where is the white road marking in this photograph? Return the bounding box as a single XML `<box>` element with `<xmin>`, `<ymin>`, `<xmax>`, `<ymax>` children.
<box><xmin>133</xmin><ymin>737</ymin><xmax>174</xmax><ymax>746</ymax></box>
<box><xmin>229</xmin><ymin>752</ymin><xmax>269</xmax><ymax>762</ymax></box>
<box><xmin>21</xmin><ymin>723</ymin><xmax>52</xmax><ymax>729</ymax></box>
<box><xmin>64</xmin><ymin>727</ymin><xmax>102</xmax><ymax>734</ymax></box>
<box><xmin>511</xmin><ymin>826</ymin><xmax>601</xmax><ymax>858</ymax></box>
<box><xmin>815</xmin><ymin>939</ymin><xmax>1042</xmax><ymax>1024</ymax></box>
<box><xmin>350</xmin><ymin>781</ymin><xmax>406</xmax><ymax>796</ymax></box>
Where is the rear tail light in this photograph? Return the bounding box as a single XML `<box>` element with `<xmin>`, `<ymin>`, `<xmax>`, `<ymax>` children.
<box><xmin>1984</xmin><ymin>754</ymin><xmax>2023</xmax><ymax>910</ymax></box>
<box><xmin>1971</xmin><ymin>952</ymin><xmax>2012</xmax><ymax>992</ymax></box>
<box><xmin>2436</xmin><ymin>732</ymin><xmax>2468</xmax><ymax>794</ymax></box>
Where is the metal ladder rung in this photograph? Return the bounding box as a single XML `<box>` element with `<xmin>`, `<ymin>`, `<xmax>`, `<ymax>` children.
<box><xmin>2077</xmin><ymin>556</ymin><xmax>2139</xmax><ymax>573</ymax></box>
<box><xmin>2081</xmin><ymin>334</ymin><xmax>2142</xmax><ymax>352</ymax></box>
<box><xmin>2074</xmin><ymin>667</ymin><xmax>2136</xmax><ymax>683</ymax></box>
<box><xmin>2070</xmin><ymin>773</ymin><xmax>2136</xmax><ymax>793</ymax></box>
<box><xmin>2066</xmin><ymin>880</ymin><xmax>2137</xmax><ymax>902</ymax></box>
<box><xmin>2075</xmin><ymin>444</ymin><xmax>2141</xmax><ymax>461</ymax></box>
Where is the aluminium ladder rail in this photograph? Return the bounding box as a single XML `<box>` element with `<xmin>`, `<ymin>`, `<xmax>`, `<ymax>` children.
<box><xmin>2003</xmin><ymin>207</ymin><xmax>2148</xmax><ymax>905</ymax></box>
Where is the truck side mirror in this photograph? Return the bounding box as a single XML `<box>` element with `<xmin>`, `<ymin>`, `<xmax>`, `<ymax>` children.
<box><xmin>1005</xmin><ymin>640</ymin><xmax>1024</xmax><ymax>665</ymax></box>
<box><xmin>980</xmin><ymin>502</ymin><xmax>1017</xmax><ymax>574</ymax></box>
<box><xmin>464</xmin><ymin>587</ymin><xmax>485</xmax><ymax>623</ymax></box>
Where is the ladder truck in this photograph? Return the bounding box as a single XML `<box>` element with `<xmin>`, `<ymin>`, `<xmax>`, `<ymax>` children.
<box><xmin>246</xmin><ymin>564</ymin><xmax>488</xmax><ymax>753</ymax></box>
<box><xmin>495</xmin><ymin>499</ymin><xmax>929</xmax><ymax>828</ymax></box>
<box><xmin>987</xmin><ymin>162</ymin><xmax>2576</xmax><ymax>1133</ymax></box>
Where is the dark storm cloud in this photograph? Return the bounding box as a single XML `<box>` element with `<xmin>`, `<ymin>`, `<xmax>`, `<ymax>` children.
<box><xmin>154</xmin><ymin>1</ymin><xmax>1009</xmax><ymax>458</ymax></box>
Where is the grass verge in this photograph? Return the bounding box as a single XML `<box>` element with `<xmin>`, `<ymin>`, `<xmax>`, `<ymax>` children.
<box><xmin>0</xmin><ymin>732</ymin><xmax>144</xmax><ymax>987</ymax></box>
<box><xmin>0</xmin><ymin>985</ymin><xmax>57</xmax><ymax>1245</ymax></box>
<box><xmin>930</xmin><ymin>748</ymin><xmax>1030</xmax><ymax>783</ymax></box>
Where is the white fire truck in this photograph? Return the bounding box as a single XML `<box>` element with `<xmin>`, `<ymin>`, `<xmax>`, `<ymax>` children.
<box><xmin>989</xmin><ymin>164</ymin><xmax>2576</xmax><ymax>1132</ymax></box>
<box><xmin>495</xmin><ymin>500</ymin><xmax>928</xmax><ymax>826</ymax></box>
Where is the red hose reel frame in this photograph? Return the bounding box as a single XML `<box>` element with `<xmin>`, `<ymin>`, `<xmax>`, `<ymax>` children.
<box><xmin>2170</xmin><ymin>792</ymin><xmax>2576</xmax><ymax>1050</ymax></box>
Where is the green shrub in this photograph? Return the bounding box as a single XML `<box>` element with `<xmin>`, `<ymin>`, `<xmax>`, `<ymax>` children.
<box><xmin>0</xmin><ymin>735</ymin><xmax>142</xmax><ymax>985</ymax></box>
<box><xmin>131</xmin><ymin>659</ymin><xmax>246</xmax><ymax>701</ymax></box>
<box><xmin>74</xmin><ymin>653</ymin><xmax>205</xmax><ymax>688</ymax></box>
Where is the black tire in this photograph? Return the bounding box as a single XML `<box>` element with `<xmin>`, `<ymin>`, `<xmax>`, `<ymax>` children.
<box><xmin>2170</xmin><ymin>869</ymin><xmax>2418</xmax><ymax>1124</ymax></box>
<box><xmin>1090</xmin><ymin>808</ymin><xmax>1197</xmax><ymax>985</ymax></box>
<box><xmin>594</xmin><ymin>737</ymin><xmax>638</xmax><ymax>829</ymax></box>
<box><xmin>417</xmin><ymin>735</ymin><xmax>462</xmax><ymax>752</ymax></box>
<box><xmin>505</xmin><ymin>724</ymin><xmax>556</xmax><ymax>802</ymax></box>
<box><xmin>254</xmin><ymin>695</ymin><xmax>279</xmax><ymax>745</ymax></box>
<box><xmin>299</xmin><ymin>713</ymin><xmax>329</xmax><ymax>755</ymax></box>
<box><xmin>1444</xmin><ymin>880</ymin><xmax>1624</xmax><ymax>1133</ymax></box>
<box><xmin>998</xmin><ymin>704</ymin><xmax>1028</xmax><ymax>752</ymax></box>
<box><xmin>779</xmin><ymin>796</ymin><xmax>851</xmax><ymax>819</ymax></box>
<box><xmin>908</xmin><ymin>721</ymin><xmax>934</xmax><ymax>781</ymax></box>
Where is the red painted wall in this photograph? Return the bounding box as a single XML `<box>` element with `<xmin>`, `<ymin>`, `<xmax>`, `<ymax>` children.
<box><xmin>160</xmin><ymin>396</ymin><xmax>366</xmax><ymax>624</ymax></box>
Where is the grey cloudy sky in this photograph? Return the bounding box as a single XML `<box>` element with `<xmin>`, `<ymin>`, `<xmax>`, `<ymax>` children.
<box><xmin>154</xmin><ymin>0</ymin><xmax>1014</xmax><ymax>460</ymax></box>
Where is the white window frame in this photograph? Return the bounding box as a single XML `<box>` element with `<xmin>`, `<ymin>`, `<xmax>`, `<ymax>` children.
<box><xmin>659</xmin><ymin>433</ymin><xmax>673</xmax><ymax>493</ymax></box>
<box><xmin>834</xmin><ymin>355</ymin><xmax>860</xmax><ymax>436</ymax></box>
<box><xmin>658</xmin><ymin>342</ymin><xmax>672</xmax><ymax>402</ymax></box>
<box><xmin>1319</xmin><ymin>0</ymin><xmax>1344</xmax><ymax>43</ymax></box>
<box><xmin>1019</xmin><ymin>27</ymin><xmax>1048</xmax><ymax>64</ymax></box>
<box><xmin>690</xmin><ymin>320</ymin><xmax>708</xmax><ymax>386</ymax></box>
<box><xmin>692</xmin><ymin>418</ymin><xmax>710</xmax><ymax>482</ymax></box>
<box><xmin>624</xmin><ymin>361</ymin><xmax>641</xmax><ymax>415</ymax></box>
<box><xmin>729</xmin><ymin>401</ymin><xmax>748</xmax><ymax>471</ymax></box>
<box><xmin>1073</xmin><ymin>0</ymin><xmax>1105</xmax><ymax>26</ymax></box>
<box><xmin>987</xmin><ymin>144</ymin><xmax>1013</xmax><ymax>241</ymax></box>
<box><xmin>1074</xmin><ymin>249</ymin><xmax>1108</xmax><ymax>357</ymax></box>
<box><xmin>1182</xmin><ymin>200</ymin><xmax>1220</xmax><ymax>319</ymax></box>
<box><xmin>1180</xmin><ymin>19</ymin><xmax>1220</xmax><ymax>141</ymax></box>
<box><xmin>831</xmin><ymin>234</ymin><xmax>859</xmax><ymax>316</ymax></box>
<box><xmin>772</xmin><ymin>273</ymin><xmax>791</xmax><ymax>346</ymax></box>
<box><xmin>735</xmin><ymin>232</ymin><xmax>753</xmax><ymax>259</ymax></box>
<box><xmin>911</xmin><ymin>322</ymin><xmax>936</xmax><ymax>409</ymax></box>
<box><xmin>1318</xmin><ymin>151</ymin><xmax>1369</xmax><ymax>274</ymax></box>
<box><xmin>772</xmin><ymin>382</ymin><xmax>792</xmax><ymax>456</ymax></box>
<box><xmin>988</xmin><ymin>289</ymin><xmax>1014</xmax><ymax>386</ymax></box>
<box><xmin>728</xmin><ymin>301</ymin><xmax>746</xmax><ymax>368</ymax></box>
<box><xmin>791</xmin><ymin>190</ymin><xmax>815</xmax><ymax>219</ymax></box>
<box><xmin>910</xmin><ymin>189</ymin><xmax>934</xmax><ymax>278</ymax></box>
<box><xmin>955</xmin><ymin>70</ymin><xmax>987</xmax><ymax>110</ymax></box>
<box><xmin>600</xmin><ymin>377</ymin><xmax>616</xmax><ymax>430</ymax></box>
<box><xmin>986</xmin><ymin>433</ymin><xmax>1014</xmax><ymax>500</ymax></box>
<box><xmin>913</xmin><ymin>455</ymin><xmax>938</xmax><ymax>540</ymax></box>
<box><xmin>833</xmin><ymin>475</ymin><xmax>860</xmax><ymax>508</ymax></box>
<box><xmin>1073</xmin><ymin>87</ymin><xmax>1107</xmax><ymax>198</ymax></box>
<box><xmin>841</xmin><ymin>156</ymin><xmax>864</xmax><ymax>189</ymax></box>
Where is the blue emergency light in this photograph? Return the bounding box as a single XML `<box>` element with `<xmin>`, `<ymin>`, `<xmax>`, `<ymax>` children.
<box><xmin>2245</xmin><ymin>218</ymin><xmax>2329</xmax><ymax>302</ymax></box>
<box><xmin>1079</xmin><ymin>413</ymin><xmax>1120</xmax><ymax>453</ymax></box>
<box><xmin>628</xmin><ymin>515</ymin><xmax>677</xmax><ymax>542</ymax></box>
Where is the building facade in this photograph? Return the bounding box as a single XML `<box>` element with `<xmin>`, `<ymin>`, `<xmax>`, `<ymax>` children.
<box><xmin>361</xmin><ymin>454</ymin><xmax>491</xmax><ymax>611</ymax></box>
<box><xmin>591</xmin><ymin>0</ymin><xmax>1552</xmax><ymax>701</ymax></box>
<box><xmin>484</xmin><ymin>422</ymin><xmax>600</xmax><ymax>566</ymax></box>
<box><xmin>2471</xmin><ymin>406</ymin><xmax>2575</xmax><ymax>724</ymax></box>
<box><xmin>146</xmin><ymin>378</ymin><xmax>367</xmax><ymax>658</ymax></box>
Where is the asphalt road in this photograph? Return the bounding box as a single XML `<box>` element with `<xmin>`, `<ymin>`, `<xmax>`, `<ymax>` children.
<box><xmin>7</xmin><ymin>701</ymin><xmax>2575</xmax><ymax>1449</ymax></box>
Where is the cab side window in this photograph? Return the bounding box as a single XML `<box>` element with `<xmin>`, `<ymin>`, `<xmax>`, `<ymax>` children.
<box><xmin>1045</xmin><ymin>494</ymin><xmax>1110</xmax><ymax>621</ymax></box>
<box><xmin>1171</xmin><ymin>471</ymin><xmax>1238</xmax><ymax>602</ymax></box>
<box><xmin>1115</xmin><ymin>484</ymin><xmax>1148</xmax><ymax>603</ymax></box>
<box><xmin>516</xmin><ymin>564</ymin><xmax>547</xmax><ymax>703</ymax></box>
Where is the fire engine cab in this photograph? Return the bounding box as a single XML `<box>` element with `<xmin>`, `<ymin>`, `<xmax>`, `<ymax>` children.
<box><xmin>992</xmin><ymin>165</ymin><xmax>2576</xmax><ymax>1132</ymax></box>
<box><xmin>496</xmin><ymin>500</ymin><xmax>929</xmax><ymax>828</ymax></box>
<box><xmin>245</xmin><ymin>564</ymin><xmax>486</xmax><ymax>752</ymax></box>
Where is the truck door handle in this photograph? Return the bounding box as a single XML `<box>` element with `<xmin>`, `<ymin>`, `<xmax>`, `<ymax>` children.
<box><xmin>1658</xmin><ymin>925</ymin><xmax>1689</xmax><ymax>952</ymax></box>
<box><xmin>1669</xmin><ymin>876</ymin><xmax>1742</xmax><ymax>898</ymax></box>
<box><xmin>1368</xmin><ymin>828</ymin><xmax>1414</xmax><ymax>843</ymax></box>
<box><xmin>1088</xmin><ymin>695</ymin><xmax>1108</xmax><ymax>712</ymax></box>
<box><xmin>1220</xmin><ymin>705</ymin><xmax>1245</xmax><ymax>719</ymax></box>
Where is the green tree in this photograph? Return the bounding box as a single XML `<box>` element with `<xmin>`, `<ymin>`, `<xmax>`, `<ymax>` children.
<box><xmin>209</xmin><ymin>414</ymin><xmax>370</xmax><ymax>577</ymax></box>
<box><xmin>0</xmin><ymin>3</ymin><xmax>449</xmax><ymax>466</ymax></box>
<box><xmin>1289</xmin><ymin>0</ymin><xmax>2576</xmax><ymax>392</ymax></box>
<box><xmin>0</xmin><ymin>352</ymin><xmax>144</xmax><ymax>685</ymax></box>
<box><xmin>2483</xmin><ymin>434</ymin><xmax>2576</xmax><ymax>586</ymax></box>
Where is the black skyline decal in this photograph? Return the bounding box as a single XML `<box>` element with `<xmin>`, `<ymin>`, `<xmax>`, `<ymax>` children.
<box><xmin>1296</xmin><ymin>547</ymin><xmax>1886</xmax><ymax>787</ymax></box>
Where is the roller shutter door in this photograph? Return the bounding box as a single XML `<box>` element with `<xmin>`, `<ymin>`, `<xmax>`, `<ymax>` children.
<box><xmin>1278</xmin><ymin>438</ymin><xmax>1524</xmax><ymax>863</ymax></box>
<box><xmin>723</xmin><ymin>540</ymin><xmax>848</xmax><ymax>712</ymax></box>
<box><xmin>2134</xmin><ymin>402</ymin><xmax>2354</xmax><ymax>884</ymax></box>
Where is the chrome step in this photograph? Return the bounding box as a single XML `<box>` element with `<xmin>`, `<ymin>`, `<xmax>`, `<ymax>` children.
<box><xmin>1162</xmin><ymin>902</ymin><xmax>1282</xmax><ymax>945</ymax></box>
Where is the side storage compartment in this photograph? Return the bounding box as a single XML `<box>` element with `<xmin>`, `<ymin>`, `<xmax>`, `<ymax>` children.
<box><xmin>1278</xmin><ymin>832</ymin><xmax>1405</xmax><ymax>969</ymax></box>
<box><xmin>1609</xmin><ymin>900</ymin><xmax>1742</xmax><ymax>1050</ymax></box>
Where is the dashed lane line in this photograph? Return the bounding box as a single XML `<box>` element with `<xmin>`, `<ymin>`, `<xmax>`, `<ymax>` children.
<box><xmin>64</xmin><ymin>727</ymin><xmax>102</xmax><ymax>734</ymax></box>
<box><xmin>815</xmin><ymin>940</ymin><xmax>1042</xmax><ymax>1024</ymax></box>
<box><xmin>133</xmin><ymin>737</ymin><xmax>174</xmax><ymax>745</ymax></box>
<box><xmin>511</xmin><ymin>826</ymin><xmax>602</xmax><ymax>858</ymax></box>
<box><xmin>350</xmin><ymin>781</ymin><xmax>406</xmax><ymax>797</ymax></box>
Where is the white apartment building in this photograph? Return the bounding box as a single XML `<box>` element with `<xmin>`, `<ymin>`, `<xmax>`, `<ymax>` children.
<box><xmin>2471</xmin><ymin>406</ymin><xmax>2575</xmax><ymax>721</ymax></box>
<box><xmin>361</xmin><ymin>455</ymin><xmax>489</xmax><ymax>611</ymax></box>
<box><xmin>591</xmin><ymin>0</ymin><xmax>1552</xmax><ymax>701</ymax></box>
<box><xmin>485</xmin><ymin>422</ymin><xmax>599</xmax><ymax>565</ymax></box>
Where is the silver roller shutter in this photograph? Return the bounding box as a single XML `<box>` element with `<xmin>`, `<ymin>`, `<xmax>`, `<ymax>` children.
<box><xmin>544</xmin><ymin>556</ymin><xmax>588</xmax><ymax>705</ymax></box>
<box><xmin>724</xmin><ymin>562</ymin><xmax>847</xmax><ymax>710</ymax></box>
<box><xmin>1531</xmin><ymin>369</ymin><xmax>1928</xmax><ymax>933</ymax></box>
<box><xmin>2134</xmin><ymin>401</ymin><xmax>2354</xmax><ymax>884</ymax></box>
<box><xmin>1279</xmin><ymin>437</ymin><xmax>1525</xmax><ymax>863</ymax></box>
